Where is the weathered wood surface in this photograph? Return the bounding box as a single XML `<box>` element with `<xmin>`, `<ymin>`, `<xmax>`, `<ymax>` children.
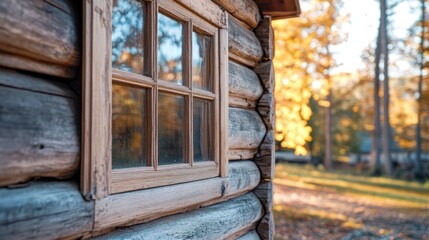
<box><xmin>237</xmin><ymin>230</ymin><xmax>261</xmax><ymax>240</ymax></box>
<box><xmin>94</xmin><ymin>193</ymin><xmax>263</xmax><ymax>240</ymax></box>
<box><xmin>175</xmin><ymin>0</ymin><xmax>227</xmax><ymax>28</ymax></box>
<box><xmin>253</xmin><ymin>181</ymin><xmax>273</xmax><ymax>212</ymax></box>
<box><xmin>229</xmin><ymin>108</ymin><xmax>266</xmax><ymax>150</ymax></box>
<box><xmin>0</xmin><ymin>69</ymin><xmax>80</xmax><ymax>187</ymax></box>
<box><xmin>0</xmin><ymin>181</ymin><xmax>93</xmax><ymax>239</ymax></box>
<box><xmin>0</xmin><ymin>52</ymin><xmax>76</xmax><ymax>79</ymax></box>
<box><xmin>213</xmin><ymin>0</ymin><xmax>261</xmax><ymax>28</ymax></box>
<box><xmin>81</xmin><ymin>0</ymin><xmax>112</xmax><ymax>200</ymax></box>
<box><xmin>257</xmin><ymin>211</ymin><xmax>274</xmax><ymax>240</ymax></box>
<box><xmin>219</xmin><ymin>28</ymin><xmax>230</xmax><ymax>177</ymax></box>
<box><xmin>228</xmin><ymin>149</ymin><xmax>257</xmax><ymax>161</ymax></box>
<box><xmin>255</xmin><ymin>16</ymin><xmax>274</xmax><ymax>60</ymax></box>
<box><xmin>0</xmin><ymin>0</ymin><xmax>80</xmax><ymax>78</ymax></box>
<box><xmin>254</xmin><ymin>131</ymin><xmax>275</xmax><ymax>180</ymax></box>
<box><xmin>94</xmin><ymin>161</ymin><xmax>260</xmax><ymax>231</ymax></box>
<box><xmin>228</xmin><ymin>17</ymin><xmax>263</xmax><ymax>66</ymax></box>
<box><xmin>254</xmin><ymin>61</ymin><xmax>275</xmax><ymax>93</ymax></box>
<box><xmin>229</xmin><ymin>61</ymin><xmax>263</xmax><ymax>108</ymax></box>
<box><xmin>257</xmin><ymin>93</ymin><xmax>275</xmax><ymax>131</ymax></box>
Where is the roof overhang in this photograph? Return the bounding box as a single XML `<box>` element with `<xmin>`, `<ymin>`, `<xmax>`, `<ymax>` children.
<box><xmin>255</xmin><ymin>0</ymin><xmax>301</xmax><ymax>19</ymax></box>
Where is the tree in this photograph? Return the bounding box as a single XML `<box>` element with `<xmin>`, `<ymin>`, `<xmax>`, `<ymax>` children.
<box><xmin>272</xmin><ymin>0</ymin><xmax>347</xmax><ymax>166</ymax></box>
<box><xmin>415</xmin><ymin>0</ymin><xmax>426</xmax><ymax>180</ymax></box>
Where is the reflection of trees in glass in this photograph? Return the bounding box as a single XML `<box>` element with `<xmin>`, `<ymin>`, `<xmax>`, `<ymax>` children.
<box><xmin>112</xmin><ymin>0</ymin><xmax>145</xmax><ymax>74</ymax></box>
<box><xmin>193</xmin><ymin>98</ymin><xmax>213</xmax><ymax>162</ymax></box>
<box><xmin>112</xmin><ymin>84</ymin><xmax>147</xmax><ymax>169</ymax></box>
<box><xmin>192</xmin><ymin>32</ymin><xmax>211</xmax><ymax>91</ymax></box>
<box><xmin>158</xmin><ymin>93</ymin><xmax>185</xmax><ymax>165</ymax></box>
<box><xmin>158</xmin><ymin>13</ymin><xmax>183</xmax><ymax>84</ymax></box>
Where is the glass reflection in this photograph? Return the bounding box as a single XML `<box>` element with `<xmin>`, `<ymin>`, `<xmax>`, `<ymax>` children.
<box><xmin>112</xmin><ymin>84</ymin><xmax>148</xmax><ymax>169</ymax></box>
<box><xmin>158</xmin><ymin>13</ymin><xmax>183</xmax><ymax>84</ymax></box>
<box><xmin>193</xmin><ymin>98</ymin><xmax>213</xmax><ymax>162</ymax></box>
<box><xmin>158</xmin><ymin>93</ymin><xmax>185</xmax><ymax>165</ymax></box>
<box><xmin>192</xmin><ymin>31</ymin><xmax>212</xmax><ymax>91</ymax></box>
<box><xmin>112</xmin><ymin>0</ymin><xmax>145</xmax><ymax>75</ymax></box>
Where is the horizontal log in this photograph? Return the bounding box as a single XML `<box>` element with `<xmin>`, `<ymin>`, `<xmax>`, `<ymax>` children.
<box><xmin>0</xmin><ymin>52</ymin><xmax>76</xmax><ymax>79</ymax></box>
<box><xmin>94</xmin><ymin>161</ymin><xmax>261</xmax><ymax>231</ymax></box>
<box><xmin>237</xmin><ymin>230</ymin><xmax>261</xmax><ymax>240</ymax></box>
<box><xmin>94</xmin><ymin>193</ymin><xmax>263</xmax><ymax>240</ymax></box>
<box><xmin>229</xmin><ymin>17</ymin><xmax>263</xmax><ymax>66</ymax></box>
<box><xmin>175</xmin><ymin>0</ymin><xmax>227</xmax><ymax>28</ymax></box>
<box><xmin>213</xmin><ymin>0</ymin><xmax>261</xmax><ymax>28</ymax></box>
<box><xmin>0</xmin><ymin>181</ymin><xmax>93</xmax><ymax>239</ymax></box>
<box><xmin>229</xmin><ymin>108</ymin><xmax>266</xmax><ymax>150</ymax></box>
<box><xmin>0</xmin><ymin>69</ymin><xmax>80</xmax><ymax>186</ymax></box>
<box><xmin>0</xmin><ymin>0</ymin><xmax>80</xmax><ymax>78</ymax></box>
<box><xmin>229</xmin><ymin>149</ymin><xmax>257</xmax><ymax>160</ymax></box>
<box><xmin>229</xmin><ymin>61</ymin><xmax>263</xmax><ymax>108</ymax></box>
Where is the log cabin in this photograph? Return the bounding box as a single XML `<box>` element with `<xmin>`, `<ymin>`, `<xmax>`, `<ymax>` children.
<box><xmin>0</xmin><ymin>0</ymin><xmax>300</xmax><ymax>239</ymax></box>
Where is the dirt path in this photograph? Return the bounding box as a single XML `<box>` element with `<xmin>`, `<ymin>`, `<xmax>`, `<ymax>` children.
<box><xmin>274</xmin><ymin>183</ymin><xmax>429</xmax><ymax>240</ymax></box>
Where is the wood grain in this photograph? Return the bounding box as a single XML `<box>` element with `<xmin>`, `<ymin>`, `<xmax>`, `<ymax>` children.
<box><xmin>228</xmin><ymin>17</ymin><xmax>263</xmax><ymax>66</ymax></box>
<box><xmin>0</xmin><ymin>0</ymin><xmax>80</xmax><ymax>78</ymax></box>
<box><xmin>254</xmin><ymin>61</ymin><xmax>275</xmax><ymax>93</ymax></box>
<box><xmin>0</xmin><ymin>69</ymin><xmax>79</xmax><ymax>187</ymax></box>
<box><xmin>0</xmin><ymin>52</ymin><xmax>76</xmax><ymax>79</ymax></box>
<box><xmin>229</xmin><ymin>108</ymin><xmax>266</xmax><ymax>150</ymax></box>
<box><xmin>254</xmin><ymin>130</ymin><xmax>275</xmax><ymax>180</ymax></box>
<box><xmin>0</xmin><ymin>181</ymin><xmax>93</xmax><ymax>239</ymax></box>
<box><xmin>94</xmin><ymin>193</ymin><xmax>263</xmax><ymax>240</ymax></box>
<box><xmin>81</xmin><ymin>0</ymin><xmax>112</xmax><ymax>200</ymax></box>
<box><xmin>228</xmin><ymin>149</ymin><xmax>258</xmax><ymax>160</ymax></box>
<box><xmin>257</xmin><ymin>211</ymin><xmax>274</xmax><ymax>240</ymax></box>
<box><xmin>254</xmin><ymin>16</ymin><xmax>274</xmax><ymax>60</ymax></box>
<box><xmin>229</xmin><ymin>61</ymin><xmax>263</xmax><ymax>108</ymax></box>
<box><xmin>213</xmin><ymin>0</ymin><xmax>261</xmax><ymax>28</ymax></box>
<box><xmin>174</xmin><ymin>0</ymin><xmax>227</xmax><ymax>28</ymax></box>
<box><xmin>237</xmin><ymin>230</ymin><xmax>261</xmax><ymax>240</ymax></box>
<box><xmin>94</xmin><ymin>160</ymin><xmax>260</xmax><ymax>231</ymax></box>
<box><xmin>219</xmin><ymin>28</ymin><xmax>230</xmax><ymax>177</ymax></box>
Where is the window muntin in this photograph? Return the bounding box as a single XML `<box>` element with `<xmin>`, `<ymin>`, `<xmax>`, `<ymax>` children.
<box><xmin>109</xmin><ymin>0</ymin><xmax>220</xmax><ymax>193</ymax></box>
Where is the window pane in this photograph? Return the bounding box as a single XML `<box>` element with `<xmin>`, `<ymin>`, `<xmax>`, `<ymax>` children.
<box><xmin>112</xmin><ymin>84</ymin><xmax>148</xmax><ymax>169</ymax></box>
<box><xmin>192</xmin><ymin>32</ymin><xmax>212</xmax><ymax>91</ymax></box>
<box><xmin>157</xmin><ymin>13</ymin><xmax>183</xmax><ymax>84</ymax></box>
<box><xmin>112</xmin><ymin>0</ymin><xmax>145</xmax><ymax>75</ymax></box>
<box><xmin>158</xmin><ymin>93</ymin><xmax>186</xmax><ymax>165</ymax></box>
<box><xmin>193</xmin><ymin>98</ymin><xmax>213</xmax><ymax>162</ymax></box>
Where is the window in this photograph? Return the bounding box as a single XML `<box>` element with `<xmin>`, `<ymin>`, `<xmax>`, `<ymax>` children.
<box><xmin>82</xmin><ymin>0</ymin><xmax>228</xmax><ymax>198</ymax></box>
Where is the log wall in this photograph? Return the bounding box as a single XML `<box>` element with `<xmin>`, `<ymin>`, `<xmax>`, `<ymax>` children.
<box><xmin>0</xmin><ymin>161</ymin><xmax>260</xmax><ymax>239</ymax></box>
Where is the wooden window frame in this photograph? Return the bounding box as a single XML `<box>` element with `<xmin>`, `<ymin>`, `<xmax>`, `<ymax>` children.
<box><xmin>82</xmin><ymin>0</ymin><xmax>228</xmax><ymax>199</ymax></box>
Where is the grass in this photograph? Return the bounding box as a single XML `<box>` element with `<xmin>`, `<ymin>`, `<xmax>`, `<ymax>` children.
<box><xmin>275</xmin><ymin>163</ymin><xmax>429</xmax><ymax>208</ymax></box>
<box><xmin>273</xmin><ymin>163</ymin><xmax>429</xmax><ymax>239</ymax></box>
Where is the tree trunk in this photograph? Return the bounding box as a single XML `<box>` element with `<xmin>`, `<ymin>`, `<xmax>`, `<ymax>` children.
<box><xmin>380</xmin><ymin>0</ymin><xmax>393</xmax><ymax>176</ymax></box>
<box><xmin>324</xmin><ymin>86</ymin><xmax>333</xmax><ymax>170</ymax></box>
<box><xmin>372</xmin><ymin>26</ymin><xmax>382</xmax><ymax>175</ymax></box>
<box><xmin>415</xmin><ymin>0</ymin><xmax>426</xmax><ymax>180</ymax></box>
